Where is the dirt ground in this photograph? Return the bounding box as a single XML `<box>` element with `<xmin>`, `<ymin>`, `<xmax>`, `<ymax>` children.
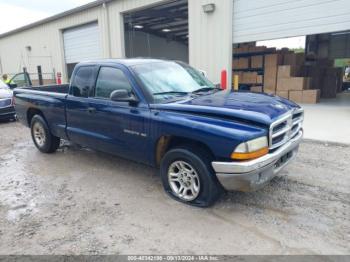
<box><xmin>0</xmin><ymin>121</ymin><xmax>349</xmax><ymax>255</ymax></box>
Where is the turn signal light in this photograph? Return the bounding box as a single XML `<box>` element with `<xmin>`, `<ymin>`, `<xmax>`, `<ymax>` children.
<box><xmin>231</xmin><ymin>147</ymin><xmax>269</xmax><ymax>161</ymax></box>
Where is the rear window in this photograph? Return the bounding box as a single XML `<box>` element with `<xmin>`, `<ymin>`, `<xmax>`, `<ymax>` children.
<box><xmin>70</xmin><ymin>66</ymin><xmax>95</xmax><ymax>97</ymax></box>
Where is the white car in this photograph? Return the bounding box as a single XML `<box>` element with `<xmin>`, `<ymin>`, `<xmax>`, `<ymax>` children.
<box><xmin>0</xmin><ymin>79</ymin><xmax>16</xmax><ymax>121</ymax></box>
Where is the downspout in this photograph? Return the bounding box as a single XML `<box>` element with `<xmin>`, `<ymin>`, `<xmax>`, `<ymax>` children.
<box><xmin>102</xmin><ymin>1</ymin><xmax>112</xmax><ymax>58</ymax></box>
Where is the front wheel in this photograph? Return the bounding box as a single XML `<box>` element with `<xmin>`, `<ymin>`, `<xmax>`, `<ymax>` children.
<box><xmin>160</xmin><ymin>146</ymin><xmax>222</xmax><ymax>207</ymax></box>
<box><xmin>30</xmin><ymin>115</ymin><xmax>60</xmax><ymax>153</ymax></box>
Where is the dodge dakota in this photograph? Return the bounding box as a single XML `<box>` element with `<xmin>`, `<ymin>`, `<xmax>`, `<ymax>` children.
<box><xmin>14</xmin><ymin>59</ymin><xmax>303</xmax><ymax>207</ymax></box>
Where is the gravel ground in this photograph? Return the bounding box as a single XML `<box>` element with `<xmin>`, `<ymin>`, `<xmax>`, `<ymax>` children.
<box><xmin>0</xmin><ymin>121</ymin><xmax>349</xmax><ymax>255</ymax></box>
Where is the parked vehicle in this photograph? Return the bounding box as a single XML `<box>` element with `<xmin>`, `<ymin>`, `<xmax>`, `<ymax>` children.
<box><xmin>0</xmin><ymin>79</ymin><xmax>16</xmax><ymax>121</ymax></box>
<box><xmin>14</xmin><ymin>59</ymin><xmax>303</xmax><ymax>206</ymax></box>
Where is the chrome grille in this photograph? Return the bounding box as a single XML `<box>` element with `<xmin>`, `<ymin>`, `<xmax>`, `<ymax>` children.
<box><xmin>269</xmin><ymin>108</ymin><xmax>304</xmax><ymax>150</ymax></box>
<box><xmin>0</xmin><ymin>98</ymin><xmax>12</xmax><ymax>108</ymax></box>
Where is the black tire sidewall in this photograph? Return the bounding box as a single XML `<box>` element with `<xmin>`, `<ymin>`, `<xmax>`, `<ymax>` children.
<box><xmin>30</xmin><ymin>115</ymin><xmax>54</xmax><ymax>153</ymax></box>
<box><xmin>160</xmin><ymin>148</ymin><xmax>220</xmax><ymax>207</ymax></box>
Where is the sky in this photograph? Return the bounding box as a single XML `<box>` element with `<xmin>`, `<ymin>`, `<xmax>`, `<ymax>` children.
<box><xmin>258</xmin><ymin>36</ymin><xmax>306</xmax><ymax>49</ymax></box>
<box><xmin>0</xmin><ymin>0</ymin><xmax>93</xmax><ymax>34</ymax></box>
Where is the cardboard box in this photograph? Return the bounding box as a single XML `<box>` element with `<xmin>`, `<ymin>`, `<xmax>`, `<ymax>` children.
<box><xmin>234</xmin><ymin>44</ymin><xmax>250</xmax><ymax>53</ymax></box>
<box><xmin>264</xmin><ymin>88</ymin><xmax>276</xmax><ymax>95</ymax></box>
<box><xmin>237</xmin><ymin>58</ymin><xmax>249</xmax><ymax>69</ymax></box>
<box><xmin>256</xmin><ymin>75</ymin><xmax>263</xmax><ymax>84</ymax></box>
<box><xmin>276</xmin><ymin>91</ymin><xmax>289</xmax><ymax>99</ymax></box>
<box><xmin>251</xmin><ymin>55</ymin><xmax>263</xmax><ymax>68</ymax></box>
<box><xmin>302</xmin><ymin>89</ymin><xmax>320</xmax><ymax>104</ymax></box>
<box><xmin>251</xmin><ymin>46</ymin><xmax>267</xmax><ymax>52</ymax></box>
<box><xmin>233</xmin><ymin>58</ymin><xmax>247</xmax><ymax>69</ymax></box>
<box><xmin>265</xmin><ymin>54</ymin><xmax>283</xmax><ymax>67</ymax></box>
<box><xmin>241</xmin><ymin>72</ymin><xmax>258</xmax><ymax>84</ymax></box>
<box><xmin>283</xmin><ymin>53</ymin><xmax>305</xmax><ymax>67</ymax></box>
<box><xmin>277</xmin><ymin>65</ymin><xmax>298</xmax><ymax>79</ymax></box>
<box><xmin>264</xmin><ymin>66</ymin><xmax>278</xmax><ymax>90</ymax></box>
<box><xmin>233</xmin><ymin>59</ymin><xmax>239</xmax><ymax>69</ymax></box>
<box><xmin>289</xmin><ymin>91</ymin><xmax>303</xmax><ymax>103</ymax></box>
<box><xmin>248</xmin><ymin>46</ymin><xmax>267</xmax><ymax>53</ymax></box>
<box><xmin>277</xmin><ymin>77</ymin><xmax>311</xmax><ymax>91</ymax></box>
<box><xmin>250</xmin><ymin>86</ymin><xmax>263</xmax><ymax>92</ymax></box>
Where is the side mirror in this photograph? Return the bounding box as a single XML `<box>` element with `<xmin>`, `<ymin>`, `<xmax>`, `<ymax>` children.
<box><xmin>8</xmin><ymin>83</ymin><xmax>18</xmax><ymax>89</ymax></box>
<box><xmin>110</xmin><ymin>89</ymin><xmax>138</xmax><ymax>105</ymax></box>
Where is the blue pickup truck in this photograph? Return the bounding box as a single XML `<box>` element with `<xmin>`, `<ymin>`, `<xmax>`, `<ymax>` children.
<box><xmin>14</xmin><ymin>59</ymin><xmax>303</xmax><ymax>207</ymax></box>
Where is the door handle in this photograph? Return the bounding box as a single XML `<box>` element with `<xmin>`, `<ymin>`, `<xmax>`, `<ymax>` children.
<box><xmin>87</xmin><ymin>107</ymin><xmax>96</xmax><ymax>114</ymax></box>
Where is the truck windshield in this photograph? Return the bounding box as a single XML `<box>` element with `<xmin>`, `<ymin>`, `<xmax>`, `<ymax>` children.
<box><xmin>132</xmin><ymin>61</ymin><xmax>216</xmax><ymax>103</ymax></box>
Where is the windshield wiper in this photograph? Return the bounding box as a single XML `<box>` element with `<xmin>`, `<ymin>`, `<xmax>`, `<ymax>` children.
<box><xmin>153</xmin><ymin>91</ymin><xmax>189</xmax><ymax>96</ymax></box>
<box><xmin>192</xmin><ymin>86</ymin><xmax>221</xmax><ymax>94</ymax></box>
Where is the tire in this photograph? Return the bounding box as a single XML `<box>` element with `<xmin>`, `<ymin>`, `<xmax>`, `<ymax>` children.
<box><xmin>30</xmin><ymin>115</ymin><xmax>60</xmax><ymax>153</ymax></box>
<box><xmin>160</xmin><ymin>146</ymin><xmax>222</xmax><ymax>207</ymax></box>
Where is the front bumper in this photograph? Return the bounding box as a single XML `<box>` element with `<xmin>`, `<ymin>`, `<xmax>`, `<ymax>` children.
<box><xmin>0</xmin><ymin>106</ymin><xmax>16</xmax><ymax>120</ymax></box>
<box><xmin>212</xmin><ymin>130</ymin><xmax>303</xmax><ymax>192</ymax></box>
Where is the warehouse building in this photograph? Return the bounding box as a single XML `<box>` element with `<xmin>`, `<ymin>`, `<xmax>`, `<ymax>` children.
<box><xmin>0</xmin><ymin>0</ymin><xmax>349</xmax><ymax>105</ymax></box>
<box><xmin>0</xmin><ymin>0</ymin><xmax>233</xmax><ymax>85</ymax></box>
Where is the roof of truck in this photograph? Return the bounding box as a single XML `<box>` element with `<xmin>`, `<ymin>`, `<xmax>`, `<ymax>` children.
<box><xmin>78</xmin><ymin>58</ymin><xmax>170</xmax><ymax>67</ymax></box>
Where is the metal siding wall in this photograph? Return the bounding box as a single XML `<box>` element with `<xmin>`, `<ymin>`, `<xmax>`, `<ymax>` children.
<box><xmin>189</xmin><ymin>0</ymin><xmax>233</xmax><ymax>84</ymax></box>
<box><xmin>0</xmin><ymin>7</ymin><xmax>104</xmax><ymax>82</ymax></box>
<box><xmin>233</xmin><ymin>0</ymin><xmax>350</xmax><ymax>43</ymax></box>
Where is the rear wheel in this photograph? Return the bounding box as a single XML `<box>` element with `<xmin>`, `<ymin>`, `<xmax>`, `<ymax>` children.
<box><xmin>160</xmin><ymin>146</ymin><xmax>222</xmax><ymax>207</ymax></box>
<box><xmin>30</xmin><ymin>115</ymin><xmax>60</xmax><ymax>153</ymax></box>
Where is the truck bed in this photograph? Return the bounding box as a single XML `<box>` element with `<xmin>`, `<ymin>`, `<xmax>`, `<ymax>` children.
<box><xmin>14</xmin><ymin>84</ymin><xmax>69</xmax><ymax>139</ymax></box>
<box><xmin>22</xmin><ymin>84</ymin><xmax>70</xmax><ymax>94</ymax></box>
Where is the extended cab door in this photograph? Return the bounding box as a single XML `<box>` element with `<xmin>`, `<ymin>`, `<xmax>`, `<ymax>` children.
<box><xmin>65</xmin><ymin>65</ymin><xmax>99</xmax><ymax>147</ymax></box>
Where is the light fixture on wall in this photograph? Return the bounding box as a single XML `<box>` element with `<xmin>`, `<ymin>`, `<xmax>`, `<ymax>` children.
<box><xmin>162</xmin><ymin>28</ymin><xmax>171</xmax><ymax>33</ymax></box>
<box><xmin>202</xmin><ymin>3</ymin><xmax>215</xmax><ymax>13</ymax></box>
<box><xmin>134</xmin><ymin>25</ymin><xmax>144</xmax><ymax>29</ymax></box>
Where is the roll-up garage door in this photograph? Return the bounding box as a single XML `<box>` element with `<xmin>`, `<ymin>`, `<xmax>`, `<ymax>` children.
<box><xmin>233</xmin><ymin>0</ymin><xmax>350</xmax><ymax>43</ymax></box>
<box><xmin>63</xmin><ymin>22</ymin><xmax>101</xmax><ymax>63</ymax></box>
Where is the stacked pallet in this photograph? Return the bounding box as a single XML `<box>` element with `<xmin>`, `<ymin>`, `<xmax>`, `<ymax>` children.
<box><xmin>275</xmin><ymin>53</ymin><xmax>320</xmax><ymax>104</ymax></box>
<box><xmin>301</xmin><ymin>60</ymin><xmax>343</xmax><ymax>99</ymax></box>
<box><xmin>232</xmin><ymin>45</ymin><xmax>273</xmax><ymax>92</ymax></box>
<box><xmin>232</xmin><ymin>44</ymin><xmax>342</xmax><ymax>104</ymax></box>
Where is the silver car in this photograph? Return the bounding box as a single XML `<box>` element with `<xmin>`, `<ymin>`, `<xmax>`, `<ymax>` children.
<box><xmin>0</xmin><ymin>79</ymin><xmax>16</xmax><ymax>121</ymax></box>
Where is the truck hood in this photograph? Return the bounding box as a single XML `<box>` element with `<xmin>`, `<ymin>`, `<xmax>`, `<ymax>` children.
<box><xmin>151</xmin><ymin>91</ymin><xmax>300</xmax><ymax>126</ymax></box>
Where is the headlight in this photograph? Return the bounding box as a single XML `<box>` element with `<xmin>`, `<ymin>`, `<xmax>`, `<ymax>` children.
<box><xmin>231</xmin><ymin>136</ymin><xmax>269</xmax><ymax>160</ymax></box>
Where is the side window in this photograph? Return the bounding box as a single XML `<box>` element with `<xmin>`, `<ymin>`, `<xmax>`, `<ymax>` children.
<box><xmin>95</xmin><ymin>67</ymin><xmax>133</xmax><ymax>99</ymax></box>
<box><xmin>11</xmin><ymin>73</ymin><xmax>31</xmax><ymax>87</ymax></box>
<box><xmin>70</xmin><ymin>66</ymin><xmax>94</xmax><ymax>97</ymax></box>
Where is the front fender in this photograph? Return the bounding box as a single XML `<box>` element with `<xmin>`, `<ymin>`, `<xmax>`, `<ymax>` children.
<box><xmin>150</xmin><ymin>110</ymin><xmax>268</xmax><ymax>163</ymax></box>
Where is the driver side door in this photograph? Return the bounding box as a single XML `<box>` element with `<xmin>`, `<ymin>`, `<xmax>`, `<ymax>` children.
<box><xmin>86</xmin><ymin>66</ymin><xmax>151</xmax><ymax>163</ymax></box>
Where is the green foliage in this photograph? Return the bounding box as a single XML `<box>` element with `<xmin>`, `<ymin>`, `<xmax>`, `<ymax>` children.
<box><xmin>291</xmin><ymin>48</ymin><xmax>305</xmax><ymax>53</ymax></box>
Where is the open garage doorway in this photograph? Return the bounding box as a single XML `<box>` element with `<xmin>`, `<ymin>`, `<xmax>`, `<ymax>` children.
<box><xmin>232</xmin><ymin>30</ymin><xmax>350</xmax><ymax>144</ymax></box>
<box><xmin>123</xmin><ymin>0</ymin><xmax>188</xmax><ymax>63</ymax></box>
